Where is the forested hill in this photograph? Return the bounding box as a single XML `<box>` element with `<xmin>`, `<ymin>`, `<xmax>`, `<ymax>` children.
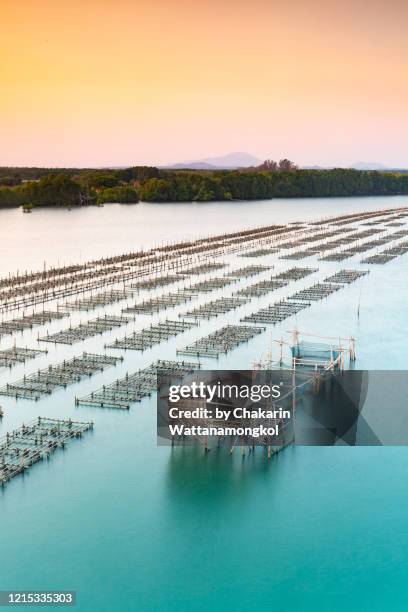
<box><xmin>1</xmin><ymin>164</ymin><xmax>408</xmax><ymax>208</ymax></box>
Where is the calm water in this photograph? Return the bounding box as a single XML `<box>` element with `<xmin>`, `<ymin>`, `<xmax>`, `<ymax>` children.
<box><xmin>1</xmin><ymin>196</ymin><xmax>408</xmax><ymax>611</ymax></box>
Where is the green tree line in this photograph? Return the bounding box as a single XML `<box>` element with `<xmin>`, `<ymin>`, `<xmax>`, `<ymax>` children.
<box><xmin>138</xmin><ymin>169</ymin><xmax>408</xmax><ymax>202</ymax></box>
<box><xmin>1</xmin><ymin>165</ymin><xmax>408</xmax><ymax>208</ymax></box>
<box><xmin>0</xmin><ymin>171</ymin><xmax>144</xmax><ymax>208</ymax></box>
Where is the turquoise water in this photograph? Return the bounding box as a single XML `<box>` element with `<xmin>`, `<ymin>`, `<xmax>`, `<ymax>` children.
<box><xmin>1</xmin><ymin>196</ymin><xmax>408</xmax><ymax>611</ymax></box>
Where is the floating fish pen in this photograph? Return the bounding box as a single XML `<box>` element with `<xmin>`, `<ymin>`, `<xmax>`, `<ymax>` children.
<box><xmin>385</xmin><ymin>242</ymin><xmax>408</xmax><ymax>255</ymax></box>
<box><xmin>279</xmin><ymin>249</ymin><xmax>318</xmax><ymax>260</ymax></box>
<box><xmin>0</xmin><ymin>310</ymin><xmax>68</xmax><ymax>338</ymax></box>
<box><xmin>308</xmin><ymin>234</ymin><xmax>395</xmax><ymax>261</ymax></box>
<box><xmin>362</xmin><ymin>242</ymin><xmax>408</xmax><ymax>264</ymax></box>
<box><xmin>238</xmin><ymin>248</ymin><xmax>279</xmax><ymax>258</ymax></box>
<box><xmin>241</xmin><ymin>299</ymin><xmax>310</xmax><ymax>325</ymax></box>
<box><xmin>224</xmin><ymin>265</ymin><xmax>271</xmax><ymax>278</ymax></box>
<box><xmin>0</xmin><ymin>346</ymin><xmax>48</xmax><ymax>368</ymax></box>
<box><xmin>388</xmin><ymin>213</ymin><xmax>408</xmax><ymax>220</ymax></box>
<box><xmin>323</xmin><ymin>243</ymin><xmax>363</xmax><ymax>256</ymax></box>
<box><xmin>153</xmin><ymin>225</ymin><xmax>292</xmax><ymax>260</ymax></box>
<box><xmin>299</xmin><ymin>229</ymin><xmax>343</xmax><ymax>242</ymax></box>
<box><xmin>279</xmin><ymin>232</ymin><xmax>358</xmax><ymax>254</ymax></box>
<box><xmin>177</xmin><ymin>287</ymin><xmax>203</xmax><ymax>296</ymax></box>
<box><xmin>319</xmin><ymin>251</ymin><xmax>353</xmax><ymax>262</ymax></box>
<box><xmin>290</xmin><ymin>283</ymin><xmax>341</xmax><ymax>302</ymax></box>
<box><xmin>0</xmin><ymin>353</ymin><xmax>122</xmax><ymax>401</ymax></box>
<box><xmin>105</xmin><ymin>319</ymin><xmax>198</xmax><ymax>352</ymax></box>
<box><xmin>279</xmin><ymin>229</ymin><xmax>346</xmax><ymax>249</ymax></box>
<box><xmin>123</xmin><ymin>291</ymin><xmax>196</xmax><ymax>314</ymax></box>
<box><xmin>318</xmin><ymin>233</ymin><xmax>399</xmax><ymax>261</ymax></box>
<box><xmin>39</xmin><ymin>315</ymin><xmax>133</xmax><ymax>345</ymax></box>
<box><xmin>342</xmin><ymin>240</ymin><xmax>391</xmax><ymax>255</ymax></box>
<box><xmin>361</xmin><ymin>253</ymin><xmax>395</xmax><ymax>264</ymax></box>
<box><xmin>76</xmin><ymin>359</ymin><xmax>199</xmax><ymax>409</ymax></box>
<box><xmin>177</xmin><ymin>262</ymin><xmax>227</xmax><ymax>275</ymax></box>
<box><xmin>0</xmin><ymin>417</ymin><xmax>93</xmax><ymax>487</ymax></box>
<box><xmin>307</xmin><ymin>231</ymin><xmax>383</xmax><ymax>256</ymax></box>
<box><xmin>159</xmin><ymin>224</ymin><xmax>294</xmax><ymax>259</ymax></box>
<box><xmin>274</xmin><ymin>267</ymin><xmax>318</xmax><ymax>281</ymax></box>
<box><xmin>196</xmin><ymin>277</ymin><xmax>249</xmax><ymax>293</ymax></box>
<box><xmin>345</xmin><ymin>232</ymin><xmax>402</xmax><ymax>252</ymax></box>
<box><xmin>177</xmin><ymin>324</ymin><xmax>265</xmax><ymax>358</ymax></box>
<box><xmin>355</xmin><ymin>228</ymin><xmax>386</xmax><ymax>238</ymax></box>
<box><xmin>289</xmin><ymin>229</ymin><xmax>386</xmax><ymax>260</ymax></box>
<box><xmin>130</xmin><ymin>275</ymin><xmax>182</xmax><ymax>290</ymax></box>
<box><xmin>324</xmin><ymin>208</ymin><xmax>407</xmax><ymax>226</ymax></box>
<box><xmin>321</xmin><ymin>234</ymin><xmax>362</xmax><ymax>249</ymax></box>
<box><xmin>277</xmin><ymin>239</ymin><xmax>307</xmax><ymax>249</ymax></box>
<box><xmin>304</xmin><ymin>239</ymin><xmax>351</xmax><ymax>255</ymax></box>
<box><xmin>186</xmin><ymin>277</ymin><xmax>237</xmax><ymax>293</ymax></box>
<box><xmin>323</xmin><ymin>269</ymin><xmax>369</xmax><ymax>284</ymax></box>
<box><xmin>62</xmin><ymin>289</ymin><xmax>135</xmax><ymax>311</ymax></box>
<box><xmin>281</xmin><ymin>226</ymin><xmax>356</xmax><ymax>248</ymax></box>
<box><xmin>391</xmin><ymin>230</ymin><xmax>408</xmax><ymax>238</ymax></box>
<box><xmin>235</xmin><ymin>279</ymin><xmax>288</xmax><ymax>297</ymax></box>
<box><xmin>361</xmin><ymin>220</ymin><xmax>386</xmax><ymax>225</ymax></box>
<box><xmin>180</xmin><ymin>297</ymin><xmax>249</xmax><ymax>320</ymax></box>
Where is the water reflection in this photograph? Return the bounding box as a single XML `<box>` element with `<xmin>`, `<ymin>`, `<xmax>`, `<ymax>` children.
<box><xmin>165</xmin><ymin>443</ymin><xmax>290</xmax><ymax>505</ymax></box>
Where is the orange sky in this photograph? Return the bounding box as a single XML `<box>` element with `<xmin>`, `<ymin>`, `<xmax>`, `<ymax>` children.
<box><xmin>1</xmin><ymin>0</ymin><xmax>407</xmax><ymax>167</ymax></box>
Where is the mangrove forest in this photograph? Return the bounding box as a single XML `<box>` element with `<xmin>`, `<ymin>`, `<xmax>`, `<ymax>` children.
<box><xmin>1</xmin><ymin>162</ymin><xmax>408</xmax><ymax>208</ymax></box>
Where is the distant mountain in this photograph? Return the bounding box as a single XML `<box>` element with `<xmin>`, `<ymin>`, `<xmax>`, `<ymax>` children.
<box><xmin>163</xmin><ymin>156</ymin><xmax>398</xmax><ymax>172</ymax></box>
<box><xmin>302</xmin><ymin>165</ymin><xmax>331</xmax><ymax>170</ymax></box>
<box><xmin>351</xmin><ymin>161</ymin><xmax>388</xmax><ymax>171</ymax></box>
<box><xmin>164</xmin><ymin>152</ymin><xmax>263</xmax><ymax>170</ymax></box>
<box><xmin>167</xmin><ymin>161</ymin><xmax>220</xmax><ymax>170</ymax></box>
<box><xmin>302</xmin><ymin>162</ymin><xmax>391</xmax><ymax>171</ymax></box>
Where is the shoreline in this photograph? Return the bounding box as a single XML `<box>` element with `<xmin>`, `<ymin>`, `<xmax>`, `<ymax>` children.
<box><xmin>0</xmin><ymin>191</ymin><xmax>407</xmax><ymax>211</ymax></box>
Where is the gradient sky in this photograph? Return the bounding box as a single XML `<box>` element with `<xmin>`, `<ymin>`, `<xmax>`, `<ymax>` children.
<box><xmin>1</xmin><ymin>0</ymin><xmax>407</xmax><ymax>167</ymax></box>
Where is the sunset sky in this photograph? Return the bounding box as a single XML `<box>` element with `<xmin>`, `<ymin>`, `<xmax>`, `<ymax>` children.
<box><xmin>1</xmin><ymin>0</ymin><xmax>407</xmax><ymax>168</ymax></box>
